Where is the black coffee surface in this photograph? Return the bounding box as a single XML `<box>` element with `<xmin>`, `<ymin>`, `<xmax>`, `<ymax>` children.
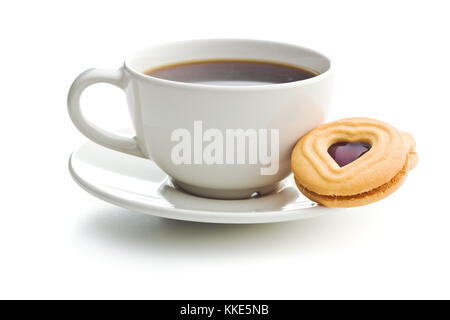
<box><xmin>144</xmin><ymin>59</ymin><xmax>319</xmax><ymax>86</ymax></box>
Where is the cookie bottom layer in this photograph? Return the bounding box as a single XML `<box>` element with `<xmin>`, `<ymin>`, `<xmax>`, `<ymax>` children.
<box><xmin>294</xmin><ymin>151</ymin><xmax>416</xmax><ymax>208</ymax></box>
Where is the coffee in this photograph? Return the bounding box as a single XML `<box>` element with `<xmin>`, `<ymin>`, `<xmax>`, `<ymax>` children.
<box><xmin>144</xmin><ymin>59</ymin><xmax>319</xmax><ymax>86</ymax></box>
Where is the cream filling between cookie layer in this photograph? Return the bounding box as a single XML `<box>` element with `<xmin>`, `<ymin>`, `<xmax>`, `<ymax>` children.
<box><xmin>297</xmin><ymin>155</ymin><xmax>410</xmax><ymax>201</ymax></box>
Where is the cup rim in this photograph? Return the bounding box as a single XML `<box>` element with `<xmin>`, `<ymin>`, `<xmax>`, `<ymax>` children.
<box><xmin>123</xmin><ymin>38</ymin><xmax>333</xmax><ymax>91</ymax></box>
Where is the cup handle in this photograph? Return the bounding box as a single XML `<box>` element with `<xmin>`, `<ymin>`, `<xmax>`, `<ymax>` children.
<box><xmin>67</xmin><ymin>68</ymin><xmax>144</xmax><ymax>157</ymax></box>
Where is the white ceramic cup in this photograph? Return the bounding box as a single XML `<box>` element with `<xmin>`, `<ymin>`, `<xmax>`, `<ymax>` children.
<box><xmin>68</xmin><ymin>39</ymin><xmax>333</xmax><ymax>199</ymax></box>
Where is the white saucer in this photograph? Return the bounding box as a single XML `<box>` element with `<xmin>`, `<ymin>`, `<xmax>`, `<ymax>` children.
<box><xmin>69</xmin><ymin>140</ymin><xmax>327</xmax><ymax>224</ymax></box>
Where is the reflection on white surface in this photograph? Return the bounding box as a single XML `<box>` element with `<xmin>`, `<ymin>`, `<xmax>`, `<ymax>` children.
<box><xmin>69</xmin><ymin>139</ymin><xmax>322</xmax><ymax>223</ymax></box>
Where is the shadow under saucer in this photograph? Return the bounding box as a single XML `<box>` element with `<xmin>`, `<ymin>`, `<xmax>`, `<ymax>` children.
<box><xmin>75</xmin><ymin>205</ymin><xmax>355</xmax><ymax>258</ymax></box>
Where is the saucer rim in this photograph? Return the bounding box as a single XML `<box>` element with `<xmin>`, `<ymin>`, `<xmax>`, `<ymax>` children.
<box><xmin>69</xmin><ymin>148</ymin><xmax>327</xmax><ymax>224</ymax></box>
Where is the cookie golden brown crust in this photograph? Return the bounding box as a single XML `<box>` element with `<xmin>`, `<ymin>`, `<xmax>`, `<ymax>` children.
<box><xmin>291</xmin><ymin>118</ymin><xmax>417</xmax><ymax>208</ymax></box>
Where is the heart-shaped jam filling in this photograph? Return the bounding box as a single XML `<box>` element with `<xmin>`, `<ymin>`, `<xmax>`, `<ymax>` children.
<box><xmin>328</xmin><ymin>141</ymin><xmax>371</xmax><ymax>167</ymax></box>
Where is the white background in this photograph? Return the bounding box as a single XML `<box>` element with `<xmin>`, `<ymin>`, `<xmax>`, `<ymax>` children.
<box><xmin>1</xmin><ymin>0</ymin><xmax>449</xmax><ymax>299</ymax></box>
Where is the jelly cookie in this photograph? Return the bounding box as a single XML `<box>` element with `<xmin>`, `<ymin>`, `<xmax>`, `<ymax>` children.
<box><xmin>291</xmin><ymin>118</ymin><xmax>417</xmax><ymax>207</ymax></box>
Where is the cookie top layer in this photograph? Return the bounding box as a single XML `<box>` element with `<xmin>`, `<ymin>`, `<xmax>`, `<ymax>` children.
<box><xmin>291</xmin><ymin>117</ymin><xmax>413</xmax><ymax>196</ymax></box>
